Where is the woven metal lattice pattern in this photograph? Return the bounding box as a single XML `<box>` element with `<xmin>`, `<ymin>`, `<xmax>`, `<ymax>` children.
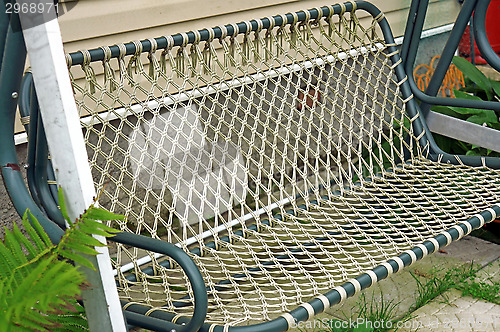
<box><xmin>67</xmin><ymin>4</ymin><xmax>500</xmax><ymax>326</ymax></box>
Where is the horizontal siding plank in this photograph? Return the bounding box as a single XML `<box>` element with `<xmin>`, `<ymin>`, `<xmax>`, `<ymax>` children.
<box><xmin>60</xmin><ymin>0</ymin><xmax>459</xmax><ymax>53</ymax></box>
<box><xmin>15</xmin><ymin>0</ymin><xmax>460</xmax><ymax>135</ymax></box>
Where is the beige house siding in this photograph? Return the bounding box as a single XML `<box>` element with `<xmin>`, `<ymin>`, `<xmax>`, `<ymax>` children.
<box><xmin>59</xmin><ymin>0</ymin><xmax>460</xmax><ymax>53</ymax></box>
<box><xmin>16</xmin><ymin>0</ymin><xmax>460</xmax><ymax>136</ymax></box>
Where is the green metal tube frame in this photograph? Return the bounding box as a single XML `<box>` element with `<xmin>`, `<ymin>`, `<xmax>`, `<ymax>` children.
<box><xmin>401</xmin><ymin>0</ymin><xmax>500</xmax><ymax>168</ymax></box>
<box><xmin>17</xmin><ymin>74</ymin><xmax>60</xmax><ymax>216</ymax></box>
<box><xmin>3</xmin><ymin>0</ymin><xmax>500</xmax><ymax>331</ymax></box>
<box><xmin>403</xmin><ymin>0</ymin><xmax>500</xmax><ymax>114</ymax></box>
<box><xmin>0</xmin><ymin>4</ymin><xmax>64</xmax><ymax>244</ymax></box>
<box><xmin>473</xmin><ymin>0</ymin><xmax>500</xmax><ymax>73</ymax></box>
<box><xmin>0</xmin><ymin>5</ymin><xmax>208</xmax><ymax>332</ymax></box>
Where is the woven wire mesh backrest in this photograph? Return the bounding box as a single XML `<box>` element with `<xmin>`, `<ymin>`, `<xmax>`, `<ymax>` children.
<box><xmin>67</xmin><ymin>3</ymin><xmax>420</xmax><ymax>323</ymax></box>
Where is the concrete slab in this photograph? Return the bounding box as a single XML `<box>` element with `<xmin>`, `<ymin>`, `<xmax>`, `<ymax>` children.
<box><xmin>399</xmin><ymin>289</ymin><xmax>500</xmax><ymax>332</ymax></box>
<box><xmin>289</xmin><ymin>236</ymin><xmax>500</xmax><ymax>332</ymax></box>
<box><xmin>434</xmin><ymin>236</ymin><xmax>500</xmax><ymax>267</ymax></box>
<box><xmin>474</xmin><ymin>260</ymin><xmax>500</xmax><ymax>285</ymax></box>
<box><xmin>326</xmin><ymin>236</ymin><xmax>500</xmax><ymax>319</ymax></box>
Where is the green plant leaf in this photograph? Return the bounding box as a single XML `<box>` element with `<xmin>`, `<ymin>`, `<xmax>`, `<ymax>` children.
<box><xmin>489</xmin><ymin>122</ymin><xmax>500</xmax><ymax>130</ymax></box>
<box><xmin>447</xmin><ymin>91</ymin><xmax>490</xmax><ymax>116</ymax></box>
<box><xmin>431</xmin><ymin>105</ymin><xmax>464</xmax><ymax>119</ymax></box>
<box><xmin>77</xmin><ymin>218</ymin><xmax>120</xmax><ymax>235</ymax></box>
<box><xmin>76</xmin><ymin>222</ymin><xmax>115</xmax><ymax>238</ymax></box>
<box><xmin>448</xmin><ymin>106</ymin><xmax>490</xmax><ymax>116</ymax></box>
<box><xmin>12</xmin><ymin>224</ymin><xmax>38</xmax><ymax>259</ymax></box>
<box><xmin>491</xmin><ymin>79</ymin><xmax>500</xmax><ymax>98</ymax></box>
<box><xmin>63</xmin><ymin>241</ymin><xmax>100</xmax><ymax>256</ymax></box>
<box><xmin>8</xmin><ymin>260</ymin><xmax>84</xmax><ymax>331</ymax></box>
<box><xmin>453</xmin><ymin>89</ymin><xmax>484</xmax><ymax>101</ymax></box>
<box><xmin>433</xmin><ymin>134</ymin><xmax>455</xmax><ymax>153</ymax></box>
<box><xmin>0</xmin><ymin>236</ymin><xmax>25</xmax><ymax>283</ymax></box>
<box><xmin>65</xmin><ymin>231</ymin><xmax>106</xmax><ymax>248</ymax></box>
<box><xmin>453</xmin><ymin>56</ymin><xmax>493</xmax><ymax>100</ymax></box>
<box><xmin>466</xmin><ymin>110</ymin><xmax>498</xmax><ymax>125</ymax></box>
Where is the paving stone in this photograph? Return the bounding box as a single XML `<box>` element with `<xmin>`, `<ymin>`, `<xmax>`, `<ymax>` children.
<box><xmin>477</xmin><ymin>65</ymin><xmax>500</xmax><ymax>82</ymax></box>
<box><xmin>475</xmin><ymin>260</ymin><xmax>500</xmax><ymax>284</ymax></box>
<box><xmin>289</xmin><ymin>236</ymin><xmax>500</xmax><ymax>331</ymax></box>
<box><xmin>127</xmin><ymin>236</ymin><xmax>500</xmax><ymax>331</ymax></box>
<box><xmin>322</xmin><ymin>237</ymin><xmax>499</xmax><ymax>321</ymax></box>
<box><xmin>400</xmin><ymin>289</ymin><xmax>500</xmax><ymax>332</ymax></box>
<box><xmin>434</xmin><ymin>236</ymin><xmax>500</xmax><ymax>267</ymax></box>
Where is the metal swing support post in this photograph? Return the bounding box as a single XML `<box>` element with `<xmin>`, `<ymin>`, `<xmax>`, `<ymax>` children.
<box><xmin>0</xmin><ymin>1</ymin><xmax>127</xmax><ymax>330</ymax></box>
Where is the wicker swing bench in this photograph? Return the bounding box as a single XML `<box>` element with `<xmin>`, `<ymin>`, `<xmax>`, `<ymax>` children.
<box><xmin>3</xmin><ymin>0</ymin><xmax>500</xmax><ymax>331</ymax></box>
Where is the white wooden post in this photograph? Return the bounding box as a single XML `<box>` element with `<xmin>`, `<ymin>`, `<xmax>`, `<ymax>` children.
<box><xmin>17</xmin><ymin>2</ymin><xmax>127</xmax><ymax>331</ymax></box>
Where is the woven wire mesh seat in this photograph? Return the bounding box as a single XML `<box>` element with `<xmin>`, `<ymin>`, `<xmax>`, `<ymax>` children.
<box><xmin>10</xmin><ymin>1</ymin><xmax>500</xmax><ymax>331</ymax></box>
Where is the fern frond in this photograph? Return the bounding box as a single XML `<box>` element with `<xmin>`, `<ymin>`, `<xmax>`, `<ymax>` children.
<box><xmin>4</xmin><ymin>229</ymin><xmax>27</xmax><ymax>267</ymax></box>
<box><xmin>0</xmin><ymin>237</ymin><xmax>24</xmax><ymax>279</ymax></box>
<box><xmin>55</xmin><ymin>188</ymin><xmax>121</xmax><ymax>268</ymax></box>
<box><xmin>7</xmin><ymin>259</ymin><xmax>84</xmax><ymax>329</ymax></box>
<box><xmin>0</xmin><ymin>189</ymin><xmax>122</xmax><ymax>331</ymax></box>
<box><xmin>62</xmin><ymin>241</ymin><xmax>100</xmax><ymax>256</ymax></box>
<box><xmin>11</xmin><ymin>224</ymin><xmax>38</xmax><ymax>259</ymax></box>
<box><xmin>82</xmin><ymin>207</ymin><xmax>125</xmax><ymax>223</ymax></box>
<box><xmin>20</xmin><ymin>300</ymin><xmax>88</xmax><ymax>332</ymax></box>
<box><xmin>46</xmin><ymin>304</ymin><xmax>88</xmax><ymax>332</ymax></box>
<box><xmin>65</xmin><ymin>231</ymin><xmax>106</xmax><ymax>248</ymax></box>
<box><xmin>24</xmin><ymin>210</ymin><xmax>52</xmax><ymax>248</ymax></box>
<box><xmin>58</xmin><ymin>250</ymin><xmax>95</xmax><ymax>270</ymax></box>
<box><xmin>58</xmin><ymin>188</ymin><xmax>73</xmax><ymax>226</ymax></box>
<box><xmin>75</xmin><ymin>219</ymin><xmax>118</xmax><ymax>238</ymax></box>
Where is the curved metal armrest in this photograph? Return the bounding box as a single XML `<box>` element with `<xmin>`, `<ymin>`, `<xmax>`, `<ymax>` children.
<box><xmin>474</xmin><ymin>0</ymin><xmax>500</xmax><ymax>73</ymax></box>
<box><xmin>110</xmin><ymin>232</ymin><xmax>208</xmax><ymax>332</ymax></box>
<box><xmin>403</xmin><ymin>0</ymin><xmax>500</xmax><ymax>112</ymax></box>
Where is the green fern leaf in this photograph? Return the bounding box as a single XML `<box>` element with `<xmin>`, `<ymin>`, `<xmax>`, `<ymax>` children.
<box><xmin>24</xmin><ymin>210</ymin><xmax>52</xmax><ymax>248</ymax></box>
<box><xmin>11</xmin><ymin>224</ymin><xmax>38</xmax><ymax>259</ymax></box>
<box><xmin>0</xmin><ymin>239</ymin><xmax>24</xmax><ymax>280</ymax></box>
<box><xmin>47</xmin><ymin>305</ymin><xmax>88</xmax><ymax>332</ymax></box>
<box><xmin>58</xmin><ymin>251</ymin><xmax>95</xmax><ymax>270</ymax></box>
<box><xmin>14</xmin><ymin>315</ymin><xmax>51</xmax><ymax>331</ymax></box>
<box><xmin>10</xmin><ymin>258</ymin><xmax>56</xmax><ymax>315</ymax></box>
<box><xmin>58</xmin><ymin>187</ymin><xmax>73</xmax><ymax>226</ymax></box>
<box><xmin>63</xmin><ymin>241</ymin><xmax>100</xmax><ymax>256</ymax></box>
<box><xmin>3</xmin><ymin>230</ymin><xmax>28</xmax><ymax>271</ymax></box>
<box><xmin>76</xmin><ymin>218</ymin><xmax>119</xmax><ymax>237</ymax></box>
<box><xmin>9</xmin><ymin>261</ymin><xmax>84</xmax><ymax>328</ymax></box>
<box><xmin>75</xmin><ymin>222</ymin><xmax>115</xmax><ymax>238</ymax></box>
<box><xmin>82</xmin><ymin>207</ymin><xmax>125</xmax><ymax>222</ymax></box>
<box><xmin>1</xmin><ymin>189</ymin><xmax>121</xmax><ymax>331</ymax></box>
<box><xmin>64</xmin><ymin>231</ymin><xmax>105</xmax><ymax>249</ymax></box>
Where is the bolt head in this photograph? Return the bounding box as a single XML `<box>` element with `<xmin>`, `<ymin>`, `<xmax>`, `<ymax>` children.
<box><xmin>11</xmin><ymin>92</ymin><xmax>18</xmax><ymax>99</ymax></box>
